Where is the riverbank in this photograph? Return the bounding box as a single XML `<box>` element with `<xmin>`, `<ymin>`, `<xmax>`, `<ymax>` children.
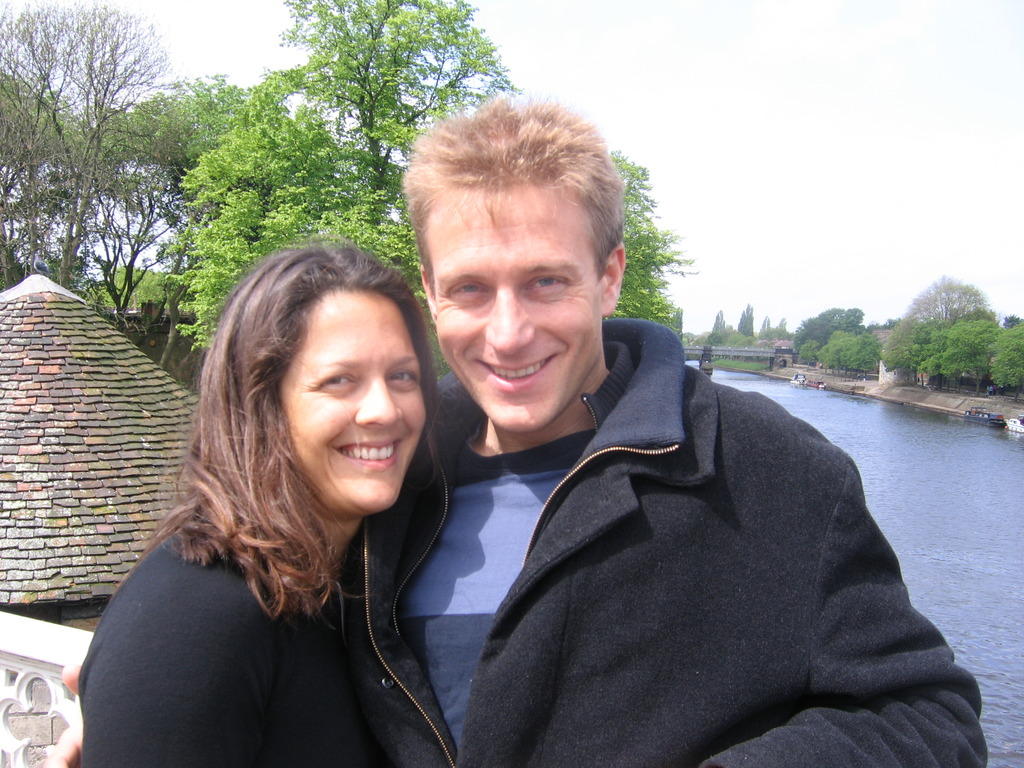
<box><xmin>717</xmin><ymin>363</ymin><xmax>1021</xmax><ymax>419</ymax></box>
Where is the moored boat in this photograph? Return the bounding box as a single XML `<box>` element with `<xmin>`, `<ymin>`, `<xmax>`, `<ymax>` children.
<box><xmin>1006</xmin><ymin>416</ymin><xmax>1024</xmax><ymax>433</ymax></box>
<box><xmin>963</xmin><ymin>407</ymin><xmax>1007</xmax><ymax>428</ymax></box>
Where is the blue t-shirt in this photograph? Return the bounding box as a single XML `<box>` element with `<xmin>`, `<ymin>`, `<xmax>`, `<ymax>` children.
<box><xmin>398</xmin><ymin>430</ymin><xmax>592</xmax><ymax>745</ymax></box>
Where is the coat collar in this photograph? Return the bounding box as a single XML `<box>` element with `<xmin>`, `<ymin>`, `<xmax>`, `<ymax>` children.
<box><xmin>357</xmin><ymin>320</ymin><xmax>725</xmax><ymax>723</ymax></box>
<box><xmin>368</xmin><ymin>319</ymin><xmax>724</xmax><ymax>602</ymax></box>
<box><xmin>515</xmin><ymin>322</ymin><xmax>725</xmax><ymax>623</ymax></box>
<box><xmin>435</xmin><ymin>318</ymin><xmax>719</xmax><ymax>488</ymax></box>
<box><xmin>430</xmin><ymin>320</ymin><xmax>722</xmax><ymax>604</ymax></box>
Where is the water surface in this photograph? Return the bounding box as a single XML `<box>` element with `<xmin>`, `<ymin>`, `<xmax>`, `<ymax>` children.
<box><xmin>713</xmin><ymin>368</ymin><xmax>1023</xmax><ymax>766</ymax></box>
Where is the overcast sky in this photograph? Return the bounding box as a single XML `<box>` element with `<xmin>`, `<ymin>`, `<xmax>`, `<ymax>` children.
<box><xmin>20</xmin><ymin>0</ymin><xmax>1022</xmax><ymax>333</ymax></box>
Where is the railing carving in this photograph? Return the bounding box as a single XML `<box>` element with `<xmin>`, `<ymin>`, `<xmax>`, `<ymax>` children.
<box><xmin>0</xmin><ymin>612</ymin><xmax>92</xmax><ymax>768</ymax></box>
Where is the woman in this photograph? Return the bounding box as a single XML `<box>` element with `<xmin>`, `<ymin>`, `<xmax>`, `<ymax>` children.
<box><xmin>78</xmin><ymin>244</ymin><xmax>437</xmax><ymax>766</ymax></box>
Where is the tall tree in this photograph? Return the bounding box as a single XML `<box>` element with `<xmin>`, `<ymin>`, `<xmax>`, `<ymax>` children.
<box><xmin>708</xmin><ymin>311</ymin><xmax>728</xmax><ymax>345</ymax></box>
<box><xmin>182</xmin><ymin>74</ymin><xmax>345</xmax><ymax>342</ymax></box>
<box><xmin>819</xmin><ymin>331</ymin><xmax>881</xmax><ymax>374</ymax></box>
<box><xmin>884</xmin><ymin>278</ymin><xmax>995</xmax><ymax>385</ymax></box>
<box><xmin>671</xmin><ymin>307</ymin><xmax>684</xmax><ymax>337</ymax></box>
<box><xmin>799</xmin><ymin>340</ymin><xmax>820</xmax><ymax>365</ymax></box>
<box><xmin>611</xmin><ymin>152</ymin><xmax>690</xmax><ymax>325</ymax></box>
<box><xmin>86</xmin><ymin>79</ymin><xmax>248</xmax><ymax>318</ymax></box>
<box><xmin>906</xmin><ymin>276</ymin><xmax>994</xmax><ymax>324</ymax></box>
<box><xmin>737</xmin><ymin>304</ymin><xmax>754</xmax><ymax>338</ymax></box>
<box><xmin>1002</xmin><ymin>315</ymin><xmax>1022</xmax><ymax>329</ymax></box>
<box><xmin>87</xmin><ymin>153</ymin><xmax>177</xmax><ymax>315</ymax></box>
<box><xmin>794</xmin><ymin>308</ymin><xmax>865</xmax><ymax>350</ymax></box>
<box><xmin>152</xmin><ymin>78</ymin><xmax>250</xmax><ymax>369</ymax></box>
<box><xmin>883</xmin><ymin>318</ymin><xmax>950</xmax><ymax>385</ymax></box>
<box><xmin>759</xmin><ymin>318</ymin><xmax>791</xmax><ymax>341</ymax></box>
<box><xmin>284</xmin><ymin>0</ymin><xmax>511</xmax><ymax>230</ymax></box>
<box><xmin>941</xmin><ymin>319</ymin><xmax>1001</xmax><ymax>393</ymax></box>
<box><xmin>992</xmin><ymin>324</ymin><xmax>1024</xmax><ymax>398</ymax></box>
<box><xmin>0</xmin><ymin>4</ymin><xmax>167</xmax><ymax>289</ymax></box>
<box><xmin>183</xmin><ymin>0</ymin><xmax>512</xmax><ymax>343</ymax></box>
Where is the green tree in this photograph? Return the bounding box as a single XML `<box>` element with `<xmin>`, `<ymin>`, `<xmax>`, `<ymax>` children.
<box><xmin>940</xmin><ymin>319</ymin><xmax>1001</xmax><ymax>393</ymax></box>
<box><xmin>737</xmin><ymin>304</ymin><xmax>754</xmax><ymax>338</ymax></box>
<box><xmin>284</xmin><ymin>0</ymin><xmax>511</xmax><ymax>230</ymax></box>
<box><xmin>794</xmin><ymin>308</ymin><xmax>865</xmax><ymax>350</ymax></box>
<box><xmin>85</xmin><ymin>266</ymin><xmax>166</xmax><ymax>307</ymax></box>
<box><xmin>820</xmin><ymin>331</ymin><xmax>881</xmax><ymax>374</ymax></box>
<box><xmin>867</xmin><ymin>318</ymin><xmax>899</xmax><ymax>331</ymax></box>
<box><xmin>885</xmin><ymin>279</ymin><xmax>995</xmax><ymax>388</ymax></box>
<box><xmin>759</xmin><ymin>318</ymin><xmax>791</xmax><ymax>341</ymax></box>
<box><xmin>1003</xmin><ymin>315</ymin><xmax>1022</xmax><ymax>329</ymax></box>
<box><xmin>183</xmin><ymin>0</ymin><xmax>511</xmax><ymax>343</ymax></box>
<box><xmin>851</xmin><ymin>333</ymin><xmax>882</xmax><ymax>372</ymax></box>
<box><xmin>671</xmin><ymin>307</ymin><xmax>684</xmax><ymax>337</ymax></box>
<box><xmin>183</xmin><ymin>75</ymin><xmax>346</xmax><ymax>342</ymax></box>
<box><xmin>799</xmin><ymin>340</ymin><xmax>820</xmax><ymax>365</ymax></box>
<box><xmin>143</xmin><ymin>78</ymin><xmax>250</xmax><ymax>368</ymax></box>
<box><xmin>919</xmin><ymin>324</ymin><xmax>951</xmax><ymax>386</ymax></box>
<box><xmin>884</xmin><ymin>319</ymin><xmax>946</xmax><ymax>377</ymax></box>
<box><xmin>882</xmin><ymin>318</ymin><xmax>917</xmax><ymax>371</ymax></box>
<box><xmin>86</xmin><ymin>151</ymin><xmax>178</xmax><ymax>315</ymax></box>
<box><xmin>818</xmin><ymin>332</ymin><xmax>847</xmax><ymax>371</ymax></box>
<box><xmin>84</xmin><ymin>82</ymin><xmax>232</xmax><ymax>316</ymax></box>
<box><xmin>724</xmin><ymin>330</ymin><xmax>753</xmax><ymax>347</ymax></box>
<box><xmin>0</xmin><ymin>4</ymin><xmax>168</xmax><ymax>289</ymax></box>
<box><xmin>906</xmin><ymin>276</ymin><xmax>994</xmax><ymax>324</ymax></box>
<box><xmin>611</xmin><ymin>152</ymin><xmax>690</xmax><ymax>324</ymax></box>
<box><xmin>992</xmin><ymin>324</ymin><xmax>1024</xmax><ymax>398</ymax></box>
<box><xmin>708</xmin><ymin>311</ymin><xmax>728</xmax><ymax>345</ymax></box>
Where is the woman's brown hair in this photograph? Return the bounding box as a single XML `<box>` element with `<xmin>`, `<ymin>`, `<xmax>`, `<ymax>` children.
<box><xmin>151</xmin><ymin>243</ymin><xmax>437</xmax><ymax>618</ymax></box>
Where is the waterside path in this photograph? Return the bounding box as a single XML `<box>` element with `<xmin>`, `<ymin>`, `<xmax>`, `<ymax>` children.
<box><xmin>721</xmin><ymin>363</ymin><xmax>1022</xmax><ymax>420</ymax></box>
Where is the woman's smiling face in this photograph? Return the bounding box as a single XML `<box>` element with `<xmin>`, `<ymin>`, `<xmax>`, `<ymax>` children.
<box><xmin>279</xmin><ymin>290</ymin><xmax>426</xmax><ymax>543</ymax></box>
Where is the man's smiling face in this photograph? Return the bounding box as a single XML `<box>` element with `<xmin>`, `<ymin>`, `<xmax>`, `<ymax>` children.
<box><xmin>422</xmin><ymin>185</ymin><xmax>624</xmax><ymax>456</ymax></box>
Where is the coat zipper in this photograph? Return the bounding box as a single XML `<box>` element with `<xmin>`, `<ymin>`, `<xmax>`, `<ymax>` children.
<box><xmin>362</xmin><ymin>393</ymin><xmax>677</xmax><ymax>764</ymax></box>
<box><xmin>363</xmin><ymin>508</ymin><xmax>457</xmax><ymax>768</ymax></box>
<box><xmin>524</xmin><ymin>392</ymin><xmax>681</xmax><ymax>563</ymax></box>
<box><xmin>523</xmin><ymin>442</ymin><xmax>681</xmax><ymax>565</ymax></box>
<box><xmin>392</xmin><ymin>467</ymin><xmax>451</xmax><ymax>636</ymax></box>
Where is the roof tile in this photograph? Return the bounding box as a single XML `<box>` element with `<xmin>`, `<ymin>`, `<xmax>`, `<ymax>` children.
<box><xmin>1</xmin><ymin>276</ymin><xmax>194</xmax><ymax>606</ymax></box>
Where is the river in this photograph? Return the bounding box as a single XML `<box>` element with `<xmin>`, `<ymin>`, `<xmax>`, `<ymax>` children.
<box><xmin>712</xmin><ymin>368</ymin><xmax>1023</xmax><ymax>767</ymax></box>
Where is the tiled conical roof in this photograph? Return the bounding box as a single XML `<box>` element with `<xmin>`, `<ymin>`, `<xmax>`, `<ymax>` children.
<box><xmin>0</xmin><ymin>275</ymin><xmax>195</xmax><ymax>605</ymax></box>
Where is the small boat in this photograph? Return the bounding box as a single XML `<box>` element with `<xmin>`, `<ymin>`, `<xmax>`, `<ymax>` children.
<box><xmin>963</xmin><ymin>407</ymin><xmax>1007</xmax><ymax>428</ymax></box>
<box><xmin>1006</xmin><ymin>416</ymin><xmax>1024</xmax><ymax>433</ymax></box>
<box><xmin>790</xmin><ymin>373</ymin><xmax>826</xmax><ymax>389</ymax></box>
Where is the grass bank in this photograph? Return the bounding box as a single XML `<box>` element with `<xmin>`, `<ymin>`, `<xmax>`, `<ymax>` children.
<box><xmin>715</xmin><ymin>359</ymin><xmax>770</xmax><ymax>372</ymax></box>
<box><xmin>729</xmin><ymin>363</ymin><xmax>1022</xmax><ymax>419</ymax></box>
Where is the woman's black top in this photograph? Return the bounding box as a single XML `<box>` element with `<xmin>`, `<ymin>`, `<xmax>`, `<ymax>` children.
<box><xmin>80</xmin><ymin>542</ymin><xmax>379</xmax><ymax>767</ymax></box>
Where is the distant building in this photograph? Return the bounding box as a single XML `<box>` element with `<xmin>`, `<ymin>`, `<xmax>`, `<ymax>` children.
<box><xmin>872</xmin><ymin>329</ymin><xmax>901</xmax><ymax>385</ymax></box>
<box><xmin>0</xmin><ymin>275</ymin><xmax>194</xmax><ymax>625</ymax></box>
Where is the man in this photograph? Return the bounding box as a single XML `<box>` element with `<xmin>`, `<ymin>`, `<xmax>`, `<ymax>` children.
<box><xmin>47</xmin><ymin>99</ymin><xmax>985</xmax><ymax>767</ymax></box>
<box><xmin>345</xmin><ymin>99</ymin><xmax>985</xmax><ymax>767</ymax></box>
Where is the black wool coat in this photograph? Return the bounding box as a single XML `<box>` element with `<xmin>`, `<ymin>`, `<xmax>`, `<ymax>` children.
<box><xmin>348</xmin><ymin>319</ymin><xmax>985</xmax><ymax>768</ymax></box>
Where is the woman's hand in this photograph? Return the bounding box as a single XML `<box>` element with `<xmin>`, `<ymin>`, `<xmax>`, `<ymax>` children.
<box><xmin>44</xmin><ymin>665</ymin><xmax>82</xmax><ymax>768</ymax></box>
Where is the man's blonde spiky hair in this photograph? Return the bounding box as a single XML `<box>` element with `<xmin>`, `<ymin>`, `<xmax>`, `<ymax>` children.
<box><xmin>404</xmin><ymin>98</ymin><xmax>625</xmax><ymax>274</ymax></box>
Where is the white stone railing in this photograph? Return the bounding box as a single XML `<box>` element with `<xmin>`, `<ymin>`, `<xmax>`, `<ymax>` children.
<box><xmin>0</xmin><ymin>611</ymin><xmax>92</xmax><ymax>768</ymax></box>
